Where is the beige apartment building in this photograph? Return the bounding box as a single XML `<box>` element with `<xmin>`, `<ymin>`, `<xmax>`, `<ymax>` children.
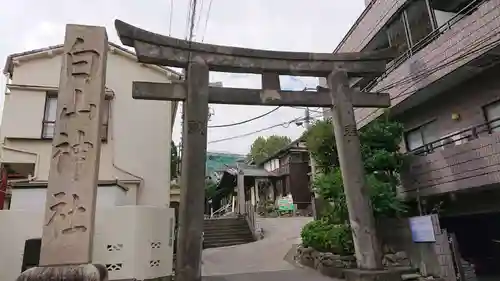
<box><xmin>324</xmin><ymin>0</ymin><xmax>500</xmax><ymax>277</ymax></box>
<box><xmin>1</xmin><ymin>42</ymin><xmax>181</xmax><ymax>210</ymax></box>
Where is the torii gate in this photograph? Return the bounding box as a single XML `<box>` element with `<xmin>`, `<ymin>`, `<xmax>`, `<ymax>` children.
<box><xmin>115</xmin><ymin>20</ymin><xmax>396</xmax><ymax>281</ymax></box>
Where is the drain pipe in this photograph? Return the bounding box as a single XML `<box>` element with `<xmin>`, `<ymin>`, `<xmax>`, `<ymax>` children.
<box><xmin>107</xmin><ymin>89</ymin><xmax>144</xmax><ymax>202</ymax></box>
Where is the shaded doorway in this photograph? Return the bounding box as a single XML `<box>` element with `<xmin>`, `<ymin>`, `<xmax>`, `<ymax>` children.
<box><xmin>440</xmin><ymin>212</ymin><xmax>500</xmax><ymax>280</ymax></box>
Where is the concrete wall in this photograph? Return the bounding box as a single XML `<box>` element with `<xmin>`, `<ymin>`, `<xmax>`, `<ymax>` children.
<box><xmin>402</xmin><ymin>133</ymin><xmax>500</xmax><ymax>197</ymax></box>
<box><xmin>398</xmin><ymin>64</ymin><xmax>500</xmax><ymax>197</ymax></box>
<box><xmin>0</xmin><ymin>206</ymin><xmax>175</xmax><ymax>281</ymax></box>
<box><xmin>398</xmin><ymin>65</ymin><xmax>500</xmax><ymax>142</ymax></box>
<box><xmin>377</xmin><ymin>215</ymin><xmax>456</xmax><ymax>280</ymax></box>
<box><xmin>1</xmin><ymin>47</ymin><xmax>175</xmax><ymax>206</ymax></box>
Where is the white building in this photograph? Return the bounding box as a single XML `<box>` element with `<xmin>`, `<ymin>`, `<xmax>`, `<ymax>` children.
<box><xmin>1</xmin><ymin>42</ymin><xmax>180</xmax><ymax>208</ymax></box>
<box><xmin>0</xmin><ymin>42</ymin><xmax>179</xmax><ymax>280</ymax></box>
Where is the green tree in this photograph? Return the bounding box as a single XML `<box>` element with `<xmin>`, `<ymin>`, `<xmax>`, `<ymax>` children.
<box><xmin>249</xmin><ymin>135</ymin><xmax>292</xmax><ymax>163</ymax></box>
<box><xmin>301</xmin><ymin>118</ymin><xmax>408</xmax><ymax>253</ymax></box>
<box><xmin>205</xmin><ymin>178</ymin><xmax>217</xmax><ymax>200</ymax></box>
<box><xmin>305</xmin><ymin>118</ymin><xmax>407</xmax><ymax>220</ymax></box>
<box><xmin>303</xmin><ymin>119</ymin><xmax>338</xmax><ymax>172</ymax></box>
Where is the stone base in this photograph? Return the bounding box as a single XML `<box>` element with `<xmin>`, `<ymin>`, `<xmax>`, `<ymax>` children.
<box><xmin>344</xmin><ymin>268</ymin><xmax>401</xmax><ymax>281</ymax></box>
<box><xmin>16</xmin><ymin>264</ymin><xmax>107</xmax><ymax>281</ymax></box>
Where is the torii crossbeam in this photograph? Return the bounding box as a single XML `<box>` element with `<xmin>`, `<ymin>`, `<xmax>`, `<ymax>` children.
<box><xmin>115</xmin><ymin>19</ymin><xmax>397</xmax><ymax>281</ymax></box>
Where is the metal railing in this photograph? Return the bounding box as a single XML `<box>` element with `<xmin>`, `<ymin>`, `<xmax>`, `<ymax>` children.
<box><xmin>364</xmin><ymin>0</ymin><xmax>488</xmax><ymax>91</ymax></box>
<box><xmin>409</xmin><ymin>117</ymin><xmax>500</xmax><ymax>156</ymax></box>
<box><xmin>210</xmin><ymin>202</ymin><xmax>232</xmax><ymax>218</ymax></box>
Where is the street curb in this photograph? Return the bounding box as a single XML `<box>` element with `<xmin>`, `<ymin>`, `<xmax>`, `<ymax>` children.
<box><xmin>283</xmin><ymin>244</ymin><xmax>308</xmax><ymax>270</ymax></box>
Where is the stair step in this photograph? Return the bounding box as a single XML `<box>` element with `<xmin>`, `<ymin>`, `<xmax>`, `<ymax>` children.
<box><xmin>204</xmin><ymin>239</ymin><xmax>253</xmax><ymax>245</ymax></box>
<box><xmin>204</xmin><ymin>218</ymin><xmax>246</xmax><ymax>223</ymax></box>
<box><xmin>203</xmin><ymin>228</ymin><xmax>252</xmax><ymax>237</ymax></box>
<box><xmin>204</xmin><ymin>241</ymin><xmax>253</xmax><ymax>249</ymax></box>
<box><xmin>204</xmin><ymin>237</ymin><xmax>253</xmax><ymax>242</ymax></box>
<box><xmin>203</xmin><ymin>225</ymin><xmax>250</xmax><ymax>232</ymax></box>
<box><xmin>204</xmin><ymin>221</ymin><xmax>248</xmax><ymax>225</ymax></box>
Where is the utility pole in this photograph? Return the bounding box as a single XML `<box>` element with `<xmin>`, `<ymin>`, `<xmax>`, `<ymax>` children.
<box><xmin>304</xmin><ymin>108</ymin><xmax>321</xmax><ymax>219</ymax></box>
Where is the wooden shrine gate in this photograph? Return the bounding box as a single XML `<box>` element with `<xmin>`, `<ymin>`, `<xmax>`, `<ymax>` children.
<box><xmin>115</xmin><ymin>20</ymin><xmax>397</xmax><ymax>281</ymax></box>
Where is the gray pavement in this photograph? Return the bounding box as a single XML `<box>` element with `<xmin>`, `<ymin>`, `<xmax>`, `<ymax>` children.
<box><xmin>201</xmin><ymin>217</ymin><xmax>337</xmax><ymax>280</ymax></box>
<box><xmin>202</xmin><ymin>269</ymin><xmax>334</xmax><ymax>281</ymax></box>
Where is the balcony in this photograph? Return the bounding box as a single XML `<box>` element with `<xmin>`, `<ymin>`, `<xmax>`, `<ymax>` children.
<box><xmin>272</xmin><ymin>165</ymin><xmax>289</xmax><ymax>177</ymax></box>
<box><xmin>356</xmin><ymin>0</ymin><xmax>500</xmax><ymax>127</ymax></box>
<box><xmin>336</xmin><ymin>0</ymin><xmax>408</xmax><ymax>53</ymax></box>
<box><xmin>401</xmin><ymin>118</ymin><xmax>500</xmax><ymax>197</ymax></box>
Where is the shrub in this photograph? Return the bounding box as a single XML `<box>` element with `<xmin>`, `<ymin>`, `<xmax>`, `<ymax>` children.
<box><xmin>301</xmin><ymin>219</ymin><xmax>354</xmax><ymax>255</ymax></box>
<box><xmin>312</xmin><ymin>169</ymin><xmax>407</xmax><ymax>222</ymax></box>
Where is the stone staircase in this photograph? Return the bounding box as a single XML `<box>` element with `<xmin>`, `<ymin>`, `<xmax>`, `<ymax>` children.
<box><xmin>203</xmin><ymin>216</ymin><xmax>255</xmax><ymax>249</ymax></box>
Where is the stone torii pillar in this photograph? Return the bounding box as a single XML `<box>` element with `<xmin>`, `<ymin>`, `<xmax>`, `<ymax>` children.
<box><xmin>16</xmin><ymin>24</ymin><xmax>108</xmax><ymax>281</ymax></box>
<box><xmin>114</xmin><ymin>19</ymin><xmax>398</xmax><ymax>281</ymax></box>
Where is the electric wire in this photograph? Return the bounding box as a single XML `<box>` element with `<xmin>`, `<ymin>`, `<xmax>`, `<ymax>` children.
<box><xmin>363</xmin><ymin>1</ymin><xmax>500</xmax><ymax>94</ymax></box>
<box><xmin>356</xmin><ymin>22</ymin><xmax>500</xmax><ymax>125</ymax></box>
<box><xmin>194</xmin><ymin>0</ymin><xmax>205</xmax><ymax>39</ymax></box>
<box><xmin>201</xmin><ymin>0</ymin><xmax>213</xmax><ymax>42</ymax></box>
<box><xmin>382</xmin><ymin>24</ymin><xmax>500</xmax><ymax>99</ymax></box>
<box><xmin>208</xmin><ymin>113</ymin><xmax>323</xmax><ymax>144</ymax></box>
<box><xmin>168</xmin><ymin>0</ymin><xmax>174</xmax><ymax>36</ymax></box>
<box><xmin>183</xmin><ymin>0</ymin><xmax>193</xmax><ymax>39</ymax></box>
<box><xmin>208</xmin><ymin>106</ymin><xmax>281</xmax><ymax>128</ymax></box>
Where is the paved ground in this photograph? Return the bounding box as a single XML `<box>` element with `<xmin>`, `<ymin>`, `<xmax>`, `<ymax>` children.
<box><xmin>202</xmin><ymin>268</ymin><xmax>335</xmax><ymax>281</ymax></box>
<box><xmin>201</xmin><ymin>217</ymin><xmax>335</xmax><ymax>280</ymax></box>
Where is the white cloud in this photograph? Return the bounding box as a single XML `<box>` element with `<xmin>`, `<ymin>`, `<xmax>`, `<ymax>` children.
<box><xmin>0</xmin><ymin>0</ymin><xmax>365</xmax><ymax>154</ymax></box>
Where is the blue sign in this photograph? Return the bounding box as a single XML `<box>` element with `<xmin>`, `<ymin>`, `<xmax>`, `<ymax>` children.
<box><xmin>409</xmin><ymin>215</ymin><xmax>436</xmax><ymax>243</ymax></box>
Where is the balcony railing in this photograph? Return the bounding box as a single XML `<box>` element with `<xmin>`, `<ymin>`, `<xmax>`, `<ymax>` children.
<box><xmin>408</xmin><ymin>117</ymin><xmax>500</xmax><ymax>156</ymax></box>
<box><xmin>364</xmin><ymin>0</ymin><xmax>489</xmax><ymax>91</ymax></box>
<box><xmin>401</xmin><ymin>116</ymin><xmax>500</xmax><ymax>197</ymax></box>
<box><xmin>272</xmin><ymin>165</ymin><xmax>289</xmax><ymax>176</ymax></box>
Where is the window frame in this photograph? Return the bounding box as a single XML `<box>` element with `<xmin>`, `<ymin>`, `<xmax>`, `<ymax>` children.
<box><xmin>404</xmin><ymin>0</ymin><xmax>435</xmax><ymax>48</ymax></box>
<box><xmin>482</xmin><ymin>99</ymin><xmax>500</xmax><ymax>134</ymax></box>
<box><xmin>41</xmin><ymin>91</ymin><xmax>58</xmax><ymax>140</ymax></box>
<box><xmin>404</xmin><ymin>120</ymin><xmax>437</xmax><ymax>152</ymax></box>
<box><xmin>40</xmin><ymin>91</ymin><xmax>110</xmax><ymax>142</ymax></box>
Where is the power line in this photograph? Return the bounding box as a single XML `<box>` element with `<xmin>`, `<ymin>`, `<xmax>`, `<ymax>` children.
<box><xmin>194</xmin><ymin>0</ymin><xmax>205</xmax><ymax>38</ymax></box>
<box><xmin>201</xmin><ymin>0</ymin><xmax>213</xmax><ymax>42</ymax></box>
<box><xmin>356</xmin><ymin>22</ymin><xmax>500</xmax><ymax>125</ymax></box>
<box><xmin>183</xmin><ymin>0</ymin><xmax>193</xmax><ymax>39</ymax></box>
<box><xmin>188</xmin><ymin>0</ymin><xmax>198</xmax><ymax>42</ymax></box>
<box><xmin>362</xmin><ymin>2</ymin><xmax>500</xmax><ymax>94</ymax></box>
<box><xmin>208</xmin><ymin>106</ymin><xmax>281</xmax><ymax>128</ymax></box>
<box><xmin>208</xmin><ymin>113</ymin><xmax>323</xmax><ymax>144</ymax></box>
<box><xmin>169</xmin><ymin>0</ymin><xmax>174</xmax><ymax>36</ymax></box>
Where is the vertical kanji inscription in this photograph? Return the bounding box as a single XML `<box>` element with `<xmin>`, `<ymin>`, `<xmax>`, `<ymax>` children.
<box><xmin>40</xmin><ymin>25</ymin><xmax>108</xmax><ymax>266</ymax></box>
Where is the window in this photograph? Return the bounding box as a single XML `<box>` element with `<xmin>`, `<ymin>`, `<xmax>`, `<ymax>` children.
<box><xmin>484</xmin><ymin>100</ymin><xmax>500</xmax><ymax>133</ymax></box>
<box><xmin>405</xmin><ymin>121</ymin><xmax>437</xmax><ymax>152</ymax></box>
<box><xmin>42</xmin><ymin>92</ymin><xmax>110</xmax><ymax>141</ymax></box>
<box><xmin>387</xmin><ymin>14</ymin><xmax>410</xmax><ymax>56</ymax></box>
<box><xmin>42</xmin><ymin>93</ymin><xmax>57</xmax><ymax>139</ymax></box>
<box><xmin>430</xmin><ymin>0</ymin><xmax>479</xmax><ymax>27</ymax></box>
<box><xmin>405</xmin><ymin>0</ymin><xmax>434</xmax><ymax>48</ymax></box>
